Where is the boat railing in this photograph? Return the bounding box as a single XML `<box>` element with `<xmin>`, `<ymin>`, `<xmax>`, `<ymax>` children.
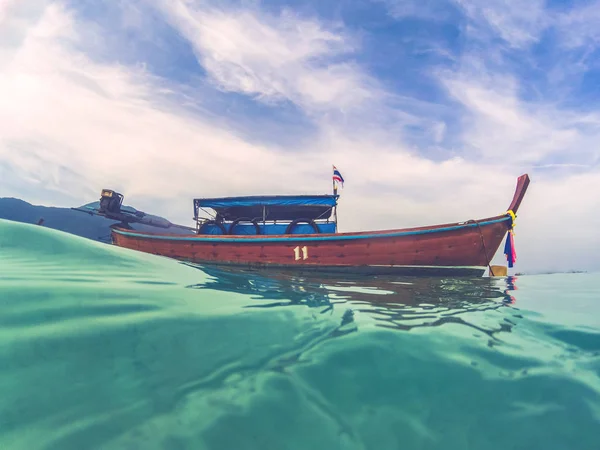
<box><xmin>194</xmin><ymin>214</ymin><xmax>336</xmax><ymax>236</ymax></box>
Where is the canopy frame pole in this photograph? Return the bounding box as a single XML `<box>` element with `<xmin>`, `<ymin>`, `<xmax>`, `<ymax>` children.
<box><xmin>333</xmin><ymin>181</ymin><xmax>338</xmax><ymax>232</ymax></box>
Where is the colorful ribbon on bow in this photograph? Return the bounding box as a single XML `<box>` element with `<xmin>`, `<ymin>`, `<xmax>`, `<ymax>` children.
<box><xmin>504</xmin><ymin>210</ymin><xmax>517</xmax><ymax>268</ymax></box>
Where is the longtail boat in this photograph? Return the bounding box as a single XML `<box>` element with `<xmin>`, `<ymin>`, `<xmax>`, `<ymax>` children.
<box><xmin>73</xmin><ymin>173</ymin><xmax>530</xmax><ymax>277</ymax></box>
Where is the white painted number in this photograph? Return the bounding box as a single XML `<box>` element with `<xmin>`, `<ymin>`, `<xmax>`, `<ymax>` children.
<box><xmin>293</xmin><ymin>246</ymin><xmax>308</xmax><ymax>261</ymax></box>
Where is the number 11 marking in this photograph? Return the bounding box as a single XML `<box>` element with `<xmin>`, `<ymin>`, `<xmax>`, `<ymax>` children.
<box><xmin>293</xmin><ymin>246</ymin><xmax>308</xmax><ymax>261</ymax></box>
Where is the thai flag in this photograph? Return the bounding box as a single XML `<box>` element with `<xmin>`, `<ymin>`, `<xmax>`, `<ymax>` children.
<box><xmin>333</xmin><ymin>165</ymin><xmax>344</xmax><ymax>187</ymax></box>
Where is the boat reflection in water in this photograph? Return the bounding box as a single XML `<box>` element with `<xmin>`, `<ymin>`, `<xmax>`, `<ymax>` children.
<box><xmin>183</xmin><ymin>263</ymin><xmax>520</xmax><ymax>344</ymax></box>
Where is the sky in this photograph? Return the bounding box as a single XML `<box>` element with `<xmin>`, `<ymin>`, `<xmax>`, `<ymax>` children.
<box><xmin>1</xmin><ymin>0</ymin><xmax>599</xmax><ymax>274</ymax></box>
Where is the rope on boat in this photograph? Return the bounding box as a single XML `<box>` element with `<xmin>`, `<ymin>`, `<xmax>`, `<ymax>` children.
<box><xmin>505</xmin><ymin>209</ymin><xmax>516</xmax><ymax>234</ymax></box>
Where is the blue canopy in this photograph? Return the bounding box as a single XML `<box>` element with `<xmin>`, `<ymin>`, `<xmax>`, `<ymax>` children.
<box><xmin>195</xmin><ymin>195</ymin><xmax>338</xmax><ymax>209</ymax></box>
<box><xmin>194</xmin><ymin>195</ymin><xmax>338</xmax><ymax>221</ymax></box>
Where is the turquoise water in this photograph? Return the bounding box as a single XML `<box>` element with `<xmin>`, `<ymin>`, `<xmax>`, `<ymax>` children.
<box><xmin>0</xmin><ymin>218</ymin><xmax>599</xmax><ymax>449</ymax></box>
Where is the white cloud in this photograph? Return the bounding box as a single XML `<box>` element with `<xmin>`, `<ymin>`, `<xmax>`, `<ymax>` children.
<box><xmin>377</xmin><ymin>0</ymin><xmax>600</xmax><ymax>57</ymax></box>
<box><xmin>0</xmin><ymin>0</ymin><xmax>20</xmax><ymax>24</ymax></box>
<box><xmin>151</xmin><ymin>0</ymin><xmax>378</xmax><ymax>112</ymax></box>
<box><xmin>555</xmin><ymin>0</ymin><xmax>600</xmax><ymax>49</ymax></box>
<box><xmin>449</xmin><ymin>0</ymin><xmax>600</xmax><ymax>57</ymax></box>
<box><xmin>374</xmin><ymin>0</ymin><xmax>457</xmax><ymax>20</ymax></box>
<box><xmin>377</xmin><ymin>0</ymin><xmax>551</xmax><ymax>48</ymax></box>
<box><xmin>438</xmin><ymin>63</ymin><xmax>600</xmax><ymax>166</ymax></box>
<box><xmin>0</xmin><ymin>5</ymin><xmax>498</xmax><ymax>218</ymax></box>
<box><xmin>452</xmin><ymin>0</ymin><xmax>549</xmax><ymax>48</ymax></box>
<box><xmin>0</xmin><ymin>3</ymin><xmax>401</xmax><ymax>216</ymax></box>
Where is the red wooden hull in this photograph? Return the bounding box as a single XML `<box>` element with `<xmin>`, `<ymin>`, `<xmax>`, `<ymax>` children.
<box><xmin>111</xmin><ymin>216</ymin><xmax>511</xmax><ymax>276</ymax></box>
<box><xmin>109</xmin><ymin>175</ymin><xmax>530</xmax><ymax>277</ymax></box>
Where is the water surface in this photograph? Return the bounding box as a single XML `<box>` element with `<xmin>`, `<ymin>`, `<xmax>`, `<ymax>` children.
<box><xmin>0</xmin><ymin>219</ymin><xmax>598</xmax><ymax>449</ymax></box>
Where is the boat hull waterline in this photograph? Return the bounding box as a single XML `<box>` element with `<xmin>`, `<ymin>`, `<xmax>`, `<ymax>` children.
<box><xmin>111</xmin><ymin>217</ymin><xmax>509</xmax><ymax>276</ymax></box>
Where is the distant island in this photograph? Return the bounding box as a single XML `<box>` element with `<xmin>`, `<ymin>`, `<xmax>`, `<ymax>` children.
<box><xmin>514</xmin><ymin>270</ymin><xmax>588</xmax><ymax>276</ymax></box>
<box><xmin>0</xmin><ymin>197</ymin><xmax>191</xmax><ymax>241</ymax></box>
<box><xmin>0</xmin><ymin>197</ymin><xmax>116</xmax><ymax>242</ymax></box>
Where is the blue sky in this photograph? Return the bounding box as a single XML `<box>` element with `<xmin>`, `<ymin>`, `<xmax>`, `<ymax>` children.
<box><xmin>1</xmin><ymin>0</ymin><xmax>600</xmax><ymax>273</ymax></box>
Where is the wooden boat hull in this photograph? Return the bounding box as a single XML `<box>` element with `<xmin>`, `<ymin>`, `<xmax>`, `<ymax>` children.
<box><xmin>110</xmin><ymin>215</ymin><xmax>509</xmax><ymax>276</ymax></box>
<box><xmin>109</xmin><ymin>175</ymin><xmax>530</xmax><ymax>277</ymax></box>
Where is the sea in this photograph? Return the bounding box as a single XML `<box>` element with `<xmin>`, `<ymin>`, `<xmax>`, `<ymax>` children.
<box><xmin>0</xmin><ymin>218</ymin><xmax>598</xmax><ymax>450</ymax></box>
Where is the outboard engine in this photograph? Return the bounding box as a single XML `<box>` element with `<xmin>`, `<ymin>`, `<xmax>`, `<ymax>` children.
<box><xmin>72</xmin><ymin>188</ymin><xmax>195</xmax><ymax>234</ymax></box>
<box><xmin>99</xmin><ymin>189</ymin><xmax>124</xmax><ymax>215</ymax></box>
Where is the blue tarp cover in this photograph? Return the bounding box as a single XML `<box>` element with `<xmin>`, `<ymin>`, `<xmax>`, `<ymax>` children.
<box><xmin>195</xmin><ymin>195</ymin><xmax>338</xmax><ymax>209</ymax></box>
<box><xmin>201</xmin><ymin>221</ymin><xmax>337</xmax><ymax>235</ymax></box>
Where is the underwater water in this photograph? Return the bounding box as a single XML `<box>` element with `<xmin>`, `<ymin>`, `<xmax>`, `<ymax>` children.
<box><xmin>0</xmin><ymin>218</ymin><xmax>599</xmax><ymax>450</ymax></box>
